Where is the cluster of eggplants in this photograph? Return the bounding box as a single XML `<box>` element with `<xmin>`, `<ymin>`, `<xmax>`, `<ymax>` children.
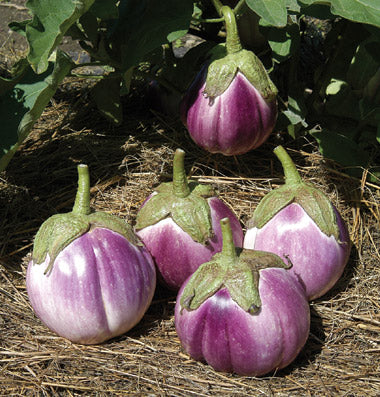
<box><xmin>243</xmin><ymin>146</ymin><xmax>351</xmax><ymax>300</ymax></box>
<box><xmin>135</xmin><ymin>148</ymin><xmax>243</xmax><ymax>290</ymax></box>
<box><xmin>24</xmin><ymin>4</ymin><xmax>351</xmax><ymax>378</ymax></box>
<box><xmin>175</xmin><ymin>218</ymin><xmax>310</xmax><ymax>376</ymax></box>
<box><xmin>180</xmin><ymin>6</ymin><xmax>278</xmax><ymax>156</ymax></box>
<box><xmin>26</xmin><ymin>165</ymin><xmax>156</xmax><ymax>344</ymax></box>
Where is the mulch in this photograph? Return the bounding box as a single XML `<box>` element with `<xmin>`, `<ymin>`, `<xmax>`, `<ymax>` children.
<box><xmin>0</xmin><ymin>70</ymin><xmax>379</xmax><ymax>396</ymax></box>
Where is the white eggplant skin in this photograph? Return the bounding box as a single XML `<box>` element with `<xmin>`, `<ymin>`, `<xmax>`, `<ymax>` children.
<box><xmin>244</xmin><ymin>203</ymin><xmax>351</xmax><ymax>300</ymax></box>
<box><xmin>26</xmin><ymin>227</ymin><xmax>156</xmax><ymax>344</ymax></box>
<box><xmin>181</xmin><ymin>71</ymin><xmax>277</xmax><ymax>156</ymax></box>
<box><xmin>175</xmin><ymin>267</ymin><xmax>310</xmax><ymax>376</ymax></box>
<box><xmin>136</xmin><ymin>197</ymin><xmax>243</xmax><ymax>290</ymax></box>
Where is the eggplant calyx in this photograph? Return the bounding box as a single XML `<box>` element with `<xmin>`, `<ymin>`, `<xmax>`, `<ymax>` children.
<box><xmin>135</xmin><ymin>149</ymin><xmax>215</xmax><ymax>244</ymax></box>
<box><xmin>32</xmin><ymin>164</ymin><xmax>139</xmax><ymax>274</ymax></box>
<box><xmin>32</xmin><ymin>211</ymin><xmax>139</xmax><ymax>275</ymax></box>
<box><xmin>249</xmin><ymin>146</ymin><xmax>340</xmax><ymax>240</ymax></box>
<box><xmin>180</xmin><ymin>218</ymin><xmax>291</xmax><ymax>314</ymax></box>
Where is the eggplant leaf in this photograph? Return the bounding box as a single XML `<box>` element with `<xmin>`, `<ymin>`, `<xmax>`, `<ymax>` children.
<box><xmin>25</xmin><ymin>0</ymin><xmax>95</xmax><ymax>73</ymax></box>
<box><xmin>246</xmin><ymin>0</ymin><xmax>287</xmax><ymax>27</ymax></box>
<box><xmin>110</xmin><ymin>0</ymin><xmax>193</xmax><ymax>72</ymax></box>
<box><xmin>91</xmin><ymin>75</ymin><xmax>123</xmax><ymax>125</ymax></box>
<box><xmin>0</xmin><ymin>51</ymin><xmax>73</xmax><ymax>172</ymax></box>
<box><xmin>298</xmin><ymin>0</ymin><xmax>380</xmax><ymax>28</ymax></box>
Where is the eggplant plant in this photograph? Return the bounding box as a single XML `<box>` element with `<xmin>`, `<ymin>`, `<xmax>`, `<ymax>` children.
<box><xmin>180</xmin><ymin>5</ymin><xmax>278</xmax><ymax>156</ymax></box>
<box><xmin>243</xmin><ymin>146</ymin><xmax>351</xmax><ymax>300</ymax></box>
<box><xmin>26</xmin><ymin>164</ymin><xmax>156</xmax><ymax>344</ymax></box>
<box><xmin>135</xmin><ymin>149</ymin><xmax>243</xmax><ymax>290</ymax></box>
<box><xmin>175</xmin><ymin>218</ymin><xmax>310</xmax><ymax>376</ymax></box>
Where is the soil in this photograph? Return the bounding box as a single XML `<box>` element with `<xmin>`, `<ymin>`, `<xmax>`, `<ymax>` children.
<box><xmin>1</xmin><ymin>2</ymin><xmax>380</xmax><ymax>396</ymax></box>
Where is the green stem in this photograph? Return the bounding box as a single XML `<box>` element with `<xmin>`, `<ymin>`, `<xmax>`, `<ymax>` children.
<box><xmin>72</xmin><ymin>164</ymin><xmax>91</xmax><ymax>215</ymax></box>
<box><xmin>221</xmin><ymin>6</ymin><xmax>242</xmax><ymax>54</ymax></box>
<box><xmin>211</xmin><ymin>0</ymin><xmax>224</xmax><ymax>15</ymax></box>
<box><xmin>172</xmin><ymin>149</ymin><xmax>191</xmax><ymax>198</ymax></box>
<box><xmin>220</xmin><ymin>218</ymin><xmax>238</xmax><ymax>262</ymax></box>
<box><xmin>273</xmin><ymin>146</ymin><xmax>303</xmax><ymax>186</ymax></box>
<box><xmin>233</xmin><ymin>0</ymin><xmax>246</xmax><ymax>15</ymax></box>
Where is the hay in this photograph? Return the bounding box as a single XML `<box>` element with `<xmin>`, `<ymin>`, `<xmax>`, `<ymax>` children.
<box><xmin>1</xmin><ymin>78</ymin><xmax>379</xmax><ymax>396</ymax></box>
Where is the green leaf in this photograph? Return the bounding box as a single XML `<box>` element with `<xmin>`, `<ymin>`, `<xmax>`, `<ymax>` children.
<box><xmin>8</xmin><ymin>20</ymin><xmax>31</xmax><ymax>37</ymax></box>
<box><xmin>283</xmin><ymin>94</ymin><xmax>308</xmax><ymax>129</ymax></box>
<box><xmin>299</xmin><ymin>0</ymin><xmax>380</xmax><ymax>28</ymax></box>
<box><xmin>311</xmin><ymin>128</ymin><xmax>371</xmax><ymax>178</ymax></box>
<box><xmin>89</xmin><ymin>0</ymin><xmax>118</xmax><ymax>20</ymax></box>
<box><xmin>263</xmin><ymin>22</ymin><xmax>300</xmax><ymax>62</ymax></box>
<box><xmin>0</xmin><ymin>51</ymin><xmax>73</xmax><ymax>172</ymax></box>
<box><xmin>26</xmin><ymin>0</ymin><xmax>95</xmax><ymax>73</ymax></box>
<box><xmin>91</xmin><ymin>75</ymin><xmax>123</xmax><ymax>125</ymax></box>
<box><xmin>113</xmin><ymin>0</ymin><xmax>193</xmax><ymax>72</ymax></box>
<box><xmin>246</xmin><ymin>0</ymin><xmax>287</xmax><ymax>27</ymax></box>
<box><xmin>347</xmin><ymin>36</ymin><xmax>380</xmax><ymax>90</ymax></box>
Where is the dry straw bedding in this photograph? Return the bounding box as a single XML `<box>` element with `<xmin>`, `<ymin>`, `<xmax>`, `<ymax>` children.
<box><xmin>0</xmin><ymin>81</ymin><xmax>379</xmax><ymax>396</ymax></box>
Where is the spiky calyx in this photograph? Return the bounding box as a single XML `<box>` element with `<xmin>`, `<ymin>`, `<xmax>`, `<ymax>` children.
<box><xmin>32</xmin><ymin>164</ymin><xmax>140</xmax><ymax>274</ymax></box>
<box><xmin>180</xmin><ymin>218</ymin><xmax>290</xmax><ymax>314</ymax></box>
<box><xmin>135</xmin><ymin>149</ymin><xmax>215</xmax><ymax>244</ymax></box>
<box><xmin>249</xmin><ymin>146</ymin><xmax>341</xmax><ymax>240</ymax></box>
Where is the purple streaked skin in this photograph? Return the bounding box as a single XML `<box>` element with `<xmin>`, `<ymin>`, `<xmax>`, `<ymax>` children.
<box><xmin>175</xmin><ymin>267</ymin><xmax>310</xmax><ymax>376</ymax></box>
<box><xmin>181</xmin><ymin>71</ymin><xmax>277</xmax><ymax>156</ymax></box>
<box><xmin>26</xmin><ymin>227</ymin><xmax>156</xmax><ymax>344</ymax></box>
<box><xmin>136</xmin><ymin>197</ymin><xmax>243</xmax><ymax>290</ymax></box>
<box><xmin>244</xmin><ymin>203</ymin><xmax>351</xmax><ymax>300</ymax></box>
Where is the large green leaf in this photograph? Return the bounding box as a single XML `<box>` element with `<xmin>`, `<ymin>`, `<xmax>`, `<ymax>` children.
<box><xmin>311</xmin><ymin>128</ymin><xmax>372</xmax><ymax>179</ymax></box>
<box><xmin>299</xmin><ymin>0</ymin><xmax>380</xmax><ymax>28</ymax></box>
<box><xmin>26</xmin><ymin>0</ymin><xmax>95</xmax><ymax>73</ymax></box>
<box><xmin>0</xmin><ymin>51</ymin><xmax>73</xmax><ymax>171</ymax></box>
<box><xmin>91</xmin><ymin>75</ymin><xmax>123</xmax><ymax>125</ymax></box>
<box><xmin>111</xmin><ymin>0</ymin><xmax>193</xmax><ymax>71</ymax></box>
<box><xmin>262</xmin><ymin>22</ymin><xmax>300</xmax><ymax>62</ymax></box>
<box><xmin>246</xmin><ymin>0</ymin><xmax>287</xmax><ymax>27</ymax></box>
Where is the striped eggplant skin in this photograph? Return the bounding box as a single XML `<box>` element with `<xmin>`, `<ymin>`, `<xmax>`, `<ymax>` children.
<box><xmin>26</xmin><ymin>227</ymin><xmax>156</xmax><ymax>344</ymax></box>
<box><xmin>244</xmin><ymin>203</ymin><xmax>351</xmax><ymax>301</ymax></box>
<box><xmin>175</xmin><ymin>267</ymin><xmax>310</xmax><ymax>376</ymax></box>
<box><xmin>136</xmin><ymin>197</ymin><xmax>243</xmax><ymax>291</ymax></box>
<box><xmin>180</xmin><ymin>70</ymin><xmax>277</xmax><ymax>156</ymax></box>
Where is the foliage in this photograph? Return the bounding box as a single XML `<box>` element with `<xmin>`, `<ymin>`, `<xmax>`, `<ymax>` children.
<box><xmin>1</xmin><ymin>0</ymin><xmax>379</xmax><ymax>181</ymax></box>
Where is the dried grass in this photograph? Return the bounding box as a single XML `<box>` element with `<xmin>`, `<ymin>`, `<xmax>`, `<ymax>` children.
<box><xmin>0</xmin><ymin>80</ymin><xmax>379</xmax><ymax>396</ymax></box>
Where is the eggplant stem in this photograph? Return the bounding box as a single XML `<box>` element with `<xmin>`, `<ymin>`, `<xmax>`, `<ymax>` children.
<box><xmin>220</xmin><ymin>218</ymin><xmax>238</xmax><ymax>262</ymax></box>
<box><xmin>172</xmin><ymin>149</ymin><xmax>191</xmax><ymax>198</ymax></box>
<box><xmin>72</xmin><ymin>164</ymin><xmax>91</xmax><ymax>215</ymax></box>
<box><xmin>221</xmin><ymin>6</ymin><xmax>243</xmax><ymax>55</ymax></box>
<box><xmin>273</xmin><ymin>146</ymin><xmax>303</xmax><ymax>186</ymax></box>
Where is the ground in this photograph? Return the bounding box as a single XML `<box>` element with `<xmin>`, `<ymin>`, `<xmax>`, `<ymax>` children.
<box><xmin>0</xmin><ymin>1</ymin><xmax>379</xmax><ymax>396</ymax></box>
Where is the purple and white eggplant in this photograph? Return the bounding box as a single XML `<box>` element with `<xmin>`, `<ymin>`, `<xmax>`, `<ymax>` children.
<box><xmin>180</xmin><ymin>6</ymin><xmax>277</xmax><ymax>156</ymax></box>
<box><xmin>135</xmin><ymin>149</ymin><xmax>243</xmax><ymax>290</ymax></box>
<box><xmin>175</xmin><ymin>218</ymin><xmax>310</xmax><ymax>376</ymax></box>
<box><xmin>243</xmin><ymin>146</ymin><xmax>351</xmax><ymax>300</ymax></box>
<box><xmin>26</xmin><ymin>165</ymin><xmax>156</xmax><ymax>344</ymax></box>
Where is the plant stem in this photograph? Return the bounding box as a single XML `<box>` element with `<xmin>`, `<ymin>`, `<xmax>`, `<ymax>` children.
<box><xmin>273</xmin><ymin>146</ymin><xmax>303</xmax><ymax>186</ymax></box>
<box><xmin>72</xmin><ymin>164</ymin><xmax>91</xmax><ymax>215</ymax></box>
<box><xmin>172</xmin><ymin>149</ymin><xmax>191</xmax><ymax>198</ymax></box>
<box><xmin>211</xmin><ymin>0</ymin><xmax>224</xmax><ymax>15</ymax></box>
<box><xmin>221</xmin><ymin>6</ymin><xmax>242</xmax><ymax>54</ymax></box>
<box><xmin>233</xmin><ymin>0</ymin><xmax>246</xmax><ymax>15</ymax></box>
<box><xmin>220</xmin><ymin>218</ymin><xmax>238</xmax><ymax>262</ymax></box>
